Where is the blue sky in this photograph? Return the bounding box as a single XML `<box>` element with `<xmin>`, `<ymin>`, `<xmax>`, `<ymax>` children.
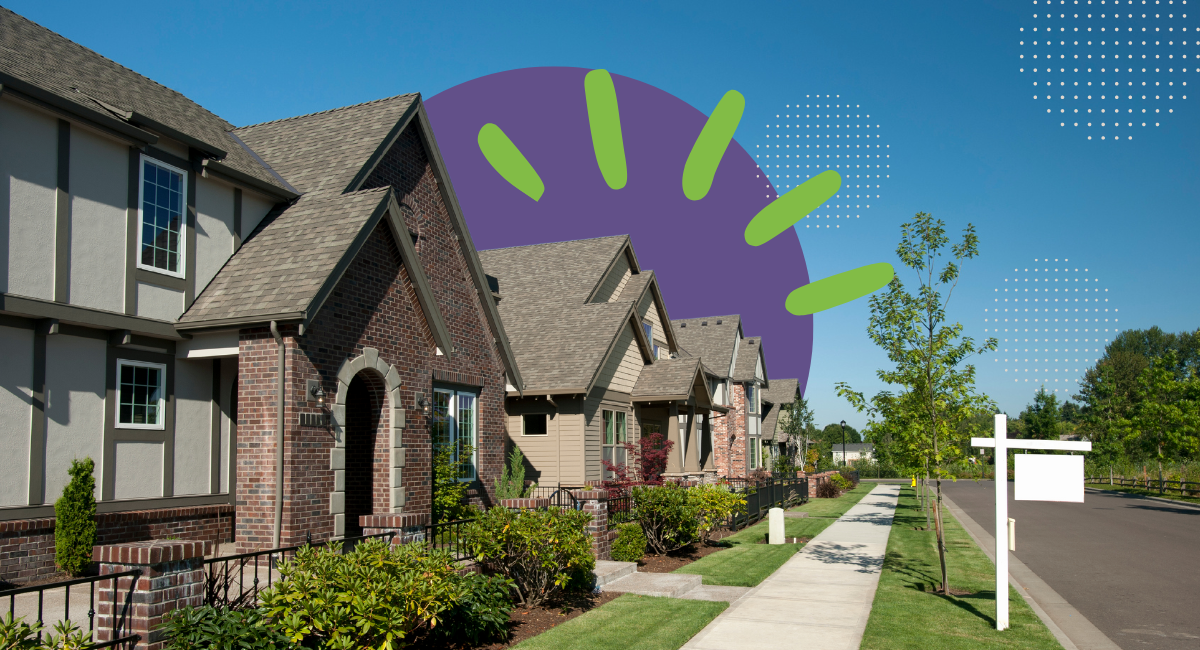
<box><xmin>10</xmin><ymin>0</ymin><xmax>1197</xmax><ymax>427</ymax></box>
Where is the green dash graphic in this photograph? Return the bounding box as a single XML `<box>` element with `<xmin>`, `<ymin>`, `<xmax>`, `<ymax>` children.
<box><xmin>478</xmin><ymin>123</ymin><xmax>545</xmax><ymax>201</ymax></box>
<box><xmin>784</xmin><ymin>263</ymin><xmax>895</xmax><ymax>316</ymax></box>
<box><xmin>584</xmin><ymin>69</ymin><xmax>627</xmax><ymax>190</ymax></box>
<box><xmin>682</xmin><ymin>90</ymin><xmax>745</xmax><ymax>201</ymax></box>
<box><xmin>744</xmin><ymin>170</ymin><xmax>842</xmax><ymax>246</ymax></box>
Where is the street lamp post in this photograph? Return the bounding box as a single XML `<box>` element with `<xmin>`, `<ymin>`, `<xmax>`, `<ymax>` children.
<box><xmin>840</xmin><ymin>420</ymin><xmax>847</xmax><ymax>468</ymax></box>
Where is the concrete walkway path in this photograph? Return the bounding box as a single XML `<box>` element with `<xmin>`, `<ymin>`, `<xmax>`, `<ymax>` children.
<box><xmin>682</xmin><ymin>483</ymin><xmax>901</xmax><ymax>650</ymax></box>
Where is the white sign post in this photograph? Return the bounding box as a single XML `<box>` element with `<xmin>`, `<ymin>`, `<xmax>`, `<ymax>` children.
<box><xmin>971</xmin><ymin>414</ymin><xmax>1091</xmax><ymax>631</ymax></box>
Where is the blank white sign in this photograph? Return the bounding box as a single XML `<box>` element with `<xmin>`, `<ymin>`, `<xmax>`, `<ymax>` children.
<box><xmin>1014</xmin><ymin>454</ymin><xmax>1085</xmax><ymax>503</ymax></box>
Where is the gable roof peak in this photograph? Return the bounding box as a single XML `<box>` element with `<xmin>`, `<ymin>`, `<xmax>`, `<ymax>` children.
<box><xmin>237</xmin><ymin>93</ymin><xmax>420</xmax><ymax>131</ymax></box>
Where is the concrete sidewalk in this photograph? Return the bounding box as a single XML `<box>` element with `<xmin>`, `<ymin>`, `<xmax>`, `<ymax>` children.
<box><xmin>682</xmin><ymin>483</ymin><xmax>901</xmax><ymax>650</ymax></box>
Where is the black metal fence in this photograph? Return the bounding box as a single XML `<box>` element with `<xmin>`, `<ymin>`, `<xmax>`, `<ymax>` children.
<box><xmin>424</xmin><ymin>518</ymin><xmax>476</xmax><ymax>562</ymax></box>
<box><xmin>606</xmin><ymin>494</ymin><xmax>634</xmax><ymax>529</ymax></box>
<box><xmin>203</xmin><ymin>532</ymin><xmax>394</xmax><ymax>608</ymax></box>
<box><xmin>1086</xmin><ymin>475</ymin><xmax>1200</xmax><ymax>498</ymax></box>
<box><xmin>1</xmin><ymin>568</ymin><xmax>141</xmax><ymax>648</ymax></box>
<box><xmin>729</xmin><ymin>477</ymin><xmax>809</xmax><ymax>530</ymax></box>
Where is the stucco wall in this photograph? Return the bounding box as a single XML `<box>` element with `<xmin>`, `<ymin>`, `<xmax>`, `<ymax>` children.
<box><xmin>44</xmin><ymin>334</ymin><xmax>105</xmax><ymax>502</ymax></box>
<box><xmin>68</xmin><ymin>127</ymin><xmax>127</xmax><ymax>312</ymax></box>
<box><xmin>0</xmin><ymin>98</ymin><xmax>57</xmax><ymax>300</ymax></box>
<box><xmin>112</xmin><ymin>440</ymin><xmax>164</xmax><ymax>499</ymax></box>
<box><xmin>240</xmin><ymin>190</ymin><xmax>275</xmax><ymax>240</ymax></box>
<box><xmin>0</xmin><ymin>325</ymin><xmax>34</xmax><ymax>507</ymax></box>
<box><xmin>195</xmin><ymin>176</ymin><xmax>234</xmax><ymax>294</ymax></box>
<box><xmin>174</xmin><ymin>358</ymin><xmax>213</xmax><ymax>496</ymax></box>
<box><xmin>137</xmin><ymin>281</ymin><xmax>184</xmax><ymax>321</ymax></box>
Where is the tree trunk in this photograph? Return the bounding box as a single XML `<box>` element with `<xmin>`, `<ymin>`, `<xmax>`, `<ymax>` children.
<box><xmin>924</xmin><ymin>475</ymin><xmax>931</xmax><ymax>531</ymax></box>
<box><xmin>934</xmin><ymin>478</ymin><xmax>949</xmax><ymax>594</ymax></box>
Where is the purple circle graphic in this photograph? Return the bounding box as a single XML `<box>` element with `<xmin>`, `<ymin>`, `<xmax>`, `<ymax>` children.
<box><xmin>426</xmin><ymin>67</ymin><xmax>813</xmax><ymax>392</ymax></box>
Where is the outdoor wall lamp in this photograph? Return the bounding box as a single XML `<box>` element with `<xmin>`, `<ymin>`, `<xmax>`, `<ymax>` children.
<box><xmin>311</xmin><ymin>384</ymin><xmax>327</xmax><ymax>408</ymax></box>
<box><xmin>417</xmin><ymin>395</ymin><xmax>432</xmax><ymax>418</ymax></box>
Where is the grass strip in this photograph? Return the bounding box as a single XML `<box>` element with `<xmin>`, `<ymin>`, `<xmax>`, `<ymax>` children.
<box><xmin>860</xmin><ymin>487</ymin><xmax>1061</xmax><ymax>650</ymax></box>
<box><xmin>674</xmin><ymin>482</ymin><xmax>876</xmax><ymax>586</ymax></box>
<box><xmin>1086</xmin><ymin>483</ymin><xmax>1200</xmax><ymax>506</ymax></box>
<box><xmin>511</xmin><ymin>594</ymin><xmax>726</xmax><ymax>650</ymax></box>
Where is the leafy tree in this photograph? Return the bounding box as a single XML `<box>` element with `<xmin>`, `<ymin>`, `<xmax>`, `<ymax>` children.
<box><xmin>779</xmin><ymin>393</ymin><xmax>816</xmax><ymax>471</ymax></box>
<box><xmin>602</xmin><ymin>431</ymin><xmax>674</xmax><ymax>485</ymax></box>
<box><xmin>1073</xmin><ymin>350</ymin><xmax>1149</xmax><ymax>464</ymax></box>
<box><xmin>1122</xmin><ymin>351</ymin><xmax>1200</xmax><ymax>486</ymax></box>
<box><xmin>433</xmin><ymin>444</ymin><xmax>475</xmax><ymax>522</ymax></box>
<box><xmin>837</xmin><ymin>212</ymin><xmax>996</xmax><ymax>595</ymax></box>
<box><xmin>54</xmin><ymin>458</ymin><xmax>97</xmax><ymax>576</ymax></box>
<box><xmin>1019</xmin><ymin>387</ymin><xmax>1061</xmax><ymax>440</ymax></box>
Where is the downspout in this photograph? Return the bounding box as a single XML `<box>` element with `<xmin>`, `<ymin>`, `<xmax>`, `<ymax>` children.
<box><xmin>270</xmin><ymin>321</ymin><xmax>285</xmax><ymax>549</ymax></box>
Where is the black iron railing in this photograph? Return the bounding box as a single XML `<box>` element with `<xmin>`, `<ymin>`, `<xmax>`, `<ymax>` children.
<box><xmin>424</xmin><ymin>518</ymin><xmax>477</xmax><ymax>562</ymax></box>
<box><xmin>1</xmin><ymin>568</ymin><xmax>141</xmax><ymax>648</ymax></box>
<box><xmin>606</xmin><ymin>495</ymin><xmax>634</xmax><ymax>529</ymax></box>
<box><xmin>1086</xmin><ymin>475</ymin><xmax>1200</xmax><ymax>497</ymax></box>
<box><xmin>728</xmin><ymin>477</ymin><xmax>808</xmax><ymax>530</ymax></box>
<box><xmin>203</xmin><ymin>532</ymin><xmax>394</xmax><ymax>608</ymax></box>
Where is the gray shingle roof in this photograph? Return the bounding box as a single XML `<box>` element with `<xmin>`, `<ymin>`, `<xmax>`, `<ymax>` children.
<box><xmin>479</xmin><ymin>236</ymin><xmax>640</xmax><ymax>392</ymax></box>
<box><xmin>759</xmin><ymin>379</ymin><xmax>797</xmax><ymax>442</ymax></box>
<box><xmin>762</xmin><ymin>378</ymin><xmax>799</xmax><ymax>407</ymax></box>
<box><xmin>0</xmin><ymin>8</ymin><xmax>289</xmax><ymax>195</ymax></box>
<box><xmin>734</xmin><ymin>337</ymin><xmax>764</xmax><ymax>382</ymax></box>
<box><xmin>671</xmin><ymin>315</ymin><xmax>740</xmax><ymax>378</ymax></box>
<box><xmin>179</xmin><ymin>188</ymin><xmax>391</xmax><ymax>325</ymax></box>
<box><xmin>632</xmin><ymin>358</ymin><xmax>701</xmax><ymax>399</ymax></box>
<box><xmin>234</xmin><ymin>95</ymin><xmax>417</xmax><ymax>195</ymax></box>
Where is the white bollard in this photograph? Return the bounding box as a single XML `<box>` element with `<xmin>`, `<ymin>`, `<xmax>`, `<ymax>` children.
<box><xmin>769</xmin><ymin>507</ymin><xmax>784</xmax><ymax>544</ymax></box>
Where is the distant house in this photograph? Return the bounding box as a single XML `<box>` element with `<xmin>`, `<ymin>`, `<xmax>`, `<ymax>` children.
<box><xmin>832</xmin><ymin>443</ymin><xmax>875</xmax><ymax>465</ymax></box>
<box><xmin>0</xmin><ymin>8</ymin><xmax>519</xmax><ymax>580</ymax></box>
<box><xmin>670</xmin><ymin>316</ymin><xmax>769</xmax><ymax>478</ymax></box>
<box><xmin>760</xmin><ymin>378</ymin><xmax>801</xmax><ymax>469</ymax></box>
<box><xmin>479</xmin><ymin>236</ymin><xmax>719</xmax><ymax>485</ymax></box>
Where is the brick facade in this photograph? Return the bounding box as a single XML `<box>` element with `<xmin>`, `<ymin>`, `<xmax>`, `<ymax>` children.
<box><xmin>0</xmin><ymin>505</ymin><xmax>232</xmax><ymax>584</ymax></box>
<box><xmin>713</xmin><ymin>384</ymin><xmax>749</xmax><ymax>478</ymax></box>
<box><xmin>233</xmin><ymin>127</ymin><xmax>509</xmax><ymax>551</ymax></box>
<box><xmin>94</xmin><ymin>540</ymin><xmax>209</xmax><ymax>650</ymax></box>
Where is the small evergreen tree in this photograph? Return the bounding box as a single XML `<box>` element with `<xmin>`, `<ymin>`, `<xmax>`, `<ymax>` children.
<box><xmin>54</xmin><ymin>458</ymin><xmax>97</xmax><ymax>576</ymax></box>
<box><xmin>494</xmin><ymin>444</ymin><xmax>535</xmax><ymax>499</ymax></box>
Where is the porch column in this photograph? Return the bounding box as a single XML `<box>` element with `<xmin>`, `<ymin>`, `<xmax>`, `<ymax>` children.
<box><xmin>701</xmin><ymin>412</ymin><xmax>714</xmax><ymax>471</ymax></box>
<box><xmin>665</xmin><ymin>403</ymin><xmax>682</xmax><ymax>474</ymax></box>
<box><xmin>684</xmin><ymin>404</ymin><xmax>699</xmax><ymax>472</ymax></box>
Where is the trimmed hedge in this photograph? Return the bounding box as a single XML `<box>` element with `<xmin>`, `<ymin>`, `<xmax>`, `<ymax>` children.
<box><xmin>610</xmin><ymin>522</ymin><xmax>647</xmax><ymax>562</ymax></box>
<box><xmin>54</xmin><ymin>458</ymin><xmax>97</xmax><ymax>576</ymax></box>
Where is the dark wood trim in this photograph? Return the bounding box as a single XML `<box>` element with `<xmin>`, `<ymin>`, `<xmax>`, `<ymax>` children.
<box><xmin>103</xmin><ymin>345</ymin><xmax>175</xmax><ymax>501</ymax></box>
<box><xmin>211</xmin><ymin>358</ymin><xmax>221</xmax><ymax>494</ymax></box>
<box><xmin>201</xmin><ymin>156</ymin><xmax>298</xmax><ymax>202</ymax></box>
<box><xmin>0</xmin><ymin>493</ymin><xmax>235</xmax><ymax>521</ymax></box>
<box><xmin>142</xmin><ymin>146</ymin><xmax>193</xmax><ymax>173</ymax></box>
<box><xmin>134</xmin><ymin>268</ymin><xmax>188</xmax><ymax>292</ymax></box>
<box><xmin>125</xmin><ymin>148</ymin><xmax>139</xmax><ymax>315</ymax></box>
<box><xmin>129</xmin><ymin>112</ymin><xmax>226</xmax><ymax>159</ymax></box>
<box><xmin>0</xmin><ymin>292</ymin><xmax>183</xmax><ymax>339</ymax></box>
<box><xmin>232</xmin><ymin>188</ymin><xmax>243</xmax><ymax>251</ymax></box>
<box><xmin>185</xmin><ymin>157</ymin><xmax>197</xmax><ymax>308</ymax></box>
<box><xmin>0</xmin><ymin>314</ymin><xmax>35</xmax><ymax>330</ymax></box>
<box><xmin>54</xmin><ymin>119</ymin><xmax>71</xmax><ymax>303</ymax></box>
<box><xmin>28</xmin><ymin>330</ymin><xmax>47</xmax><ymax>505</ymax></box>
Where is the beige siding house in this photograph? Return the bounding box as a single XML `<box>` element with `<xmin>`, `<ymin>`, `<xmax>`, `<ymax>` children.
<box><xmin>480</xmin><ymin>236</ymin><xmax>717</xmax><ymax>485</ymax></box>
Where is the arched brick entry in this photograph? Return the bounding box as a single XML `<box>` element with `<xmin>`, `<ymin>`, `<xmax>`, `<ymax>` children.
<box><xmin>329</xmin><ymin>348</ymin><xmax>404</xmax><ymax>538</ymax></box>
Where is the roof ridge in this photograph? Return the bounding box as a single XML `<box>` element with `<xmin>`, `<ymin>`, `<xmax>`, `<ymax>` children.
<box><xmin>235</xmin><ymin>93</ymin><xmax>419</xmax><ymax>130</ymax></box>
<box><xmin>671</xmin><ymin>314</ymin><xmax>741</xmax><ymax>323</ymax></box>
<box><xmin>479</xmin><ymin>234</ymin><xmax>629</xmax><ymax>254</ymax></box>
<box><xmin>1</xmin><ymin>8</ymin><xmax>234</xmax><ymax>130</ymax></box>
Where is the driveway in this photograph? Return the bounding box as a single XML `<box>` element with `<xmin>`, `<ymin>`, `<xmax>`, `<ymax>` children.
<box><xmin>940</xmin><ymin>480</ymin><xmax>1200</xmax><ymax>650</ymax></box>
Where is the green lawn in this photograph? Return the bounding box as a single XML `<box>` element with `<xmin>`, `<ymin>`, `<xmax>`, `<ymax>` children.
<box><xmin>511</xmin><ymin>594</ymin><xmax>726</xmax><ymax>650</ymax></box>
<box><xmin>1086</xmin><ymin>482</ymin><xmax>1200</xmax><ymax>506</ymax></box>
<box><xmin>673</xmin><ymin>482</ymin><xmax>877</xmax><ymax>587</ymax></box>
<box><xmin>860</xmin><ymin>487</ymin><xmax>1061</xmax><ymax>650</ymax></box>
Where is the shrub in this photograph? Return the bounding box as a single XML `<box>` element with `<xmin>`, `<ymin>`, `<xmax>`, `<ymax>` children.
<box><xmin>54</xmin><ymin>458</ymin><xmax>97</xmax><ymax>576</ymax></box>
<box><xmin>838</xmin><ymin>469</ymin><xmax>860</xmax><ymax>488</ymax></box>
<box><xmin>260</xmin><ymin>538</ymin><xmax>492</xmax><ymax>648</ymax></box>
<box><xmin>631</xmin><ymin>484</ymin><xmax>698</xmax><ymax>554</ymax></box>
<box><xmin>610</xmin><ymin>522</ymin><xmax>647</xmax><ymax>562</ymax></box>
<box><xmin>1</xmin><ymin>615</ymin><xmax>93</xmax><ymax>650</ymax></box>
<box><xmin>687</xmin><ymin>484</ymin><xmax>746</xmax><ymax>544</ymax></box>
<box><xmin>433</xmin><ymin>444</ymin><xmax>475</xmax><ymax>522</ymax></box>
<box><xmin>426</xmin><ymin>572</ymin><xmax>516</xmax><ymax>646</ymax></box>
<box><xmin>815</xmin><ymin>478</ymin><xmax>841</xmax><ymax>498</ymax></box>
<box><xmin>494</xmin><ymin>444</ymin><xmax>536</xmax><ymax>500</ymax></box>
<box><xmin>601</xmin><ymin>431</ymin><xmax>675</xmax><ymax>485</ymax></box>
<box><xmin>160</xmin><ymin>606</ymin><xmax>295</xmax><ymax>650</ymax></box>
<box><xmin>463</xmin><ymin>505</ymin><xmax>595</xmax><ymax>607</ymax></box>
<box><xmin>830</xmin><ymin>472</ymin><xmax>854</xmax><ymax>491</ymax></box>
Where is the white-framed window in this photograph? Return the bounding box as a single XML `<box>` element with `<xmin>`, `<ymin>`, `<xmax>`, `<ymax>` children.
<box><xmin>138</xmin><ymin>155</ymin><xmax>187</xmax><ymax>278</ymax></box>
<box><xmin>602</xmin><ymin>410</ymin><xmax>628</xmax><ymax>478</ymax></box>
<box><xmin>116</xmin><ymin>359</ymin><xmax>166</xmax><ymax>429</ymax></box>
<box><xmin>641</xmin><ymin>321</ymin><xmax>660</xmax><ymax>359</ymax></box>
<box><xmin>433</xmin><ymin>388</ymin><xmax>478</xmax><ymax>481</ymax></box>
<box><xmin>747</xmin><ymin>385</ymin><xmax>757</xmax><ymax>414</ymax></box>
<box><xmin>749</xmin><ymin>436</ymin><xmax>760</xmax><ymax>469</ymax></box>
<box><xmin>522</xmin><ymin>413</ymin><xmax>548</xmax><ymax>436</ymax></box>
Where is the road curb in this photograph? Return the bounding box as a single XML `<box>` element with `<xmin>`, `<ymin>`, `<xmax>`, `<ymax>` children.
<box><xmin>940</xmin><ymin>493</ymin><xmax>1121</xmax><ymax>650</ymax></box>
<box><xmin>1084</xmin><ymin>486</ymin><xmax>1200</xmax><ymax>511</ymax></box>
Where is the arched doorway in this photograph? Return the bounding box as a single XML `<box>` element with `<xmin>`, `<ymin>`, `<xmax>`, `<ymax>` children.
<box><xmin>343</xmin><ymin>374</ymin><xmax>381</xmax><ymax>538</ymax></box>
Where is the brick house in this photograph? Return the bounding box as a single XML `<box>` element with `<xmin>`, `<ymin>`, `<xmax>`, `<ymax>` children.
<box><xmin>0</xmin><ymin>8</ymin><xmax>520</xmax><ymax>581</ymax></box>
<box><xmin>479</xmin><ymin>236</ymin><xmax>720</xmax><ymax>485</ymax></box>
<box><xmin>670</xmin><ymin>316</ymin><xmax>770</xmax><ymax>479</ymax></box>
<box><xmin>760</xmin><ymin>377</ymin><xmax>801</xmax><ymax>470</ymax></box>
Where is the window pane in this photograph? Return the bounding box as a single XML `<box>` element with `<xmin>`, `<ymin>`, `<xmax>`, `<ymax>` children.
<box><xmin>433</xmin><ymin>390</ymin><xmax>452</xmax><ymax>447</ymax></box>
<box><xmin>119</xmin><ymin>404</ymin><xmax>132</xmax><ymax>422</ymax></box>
<box><xmin>603</xmin><ymin>411</ymin><xmax>613</xmax><ymax>445</ymax></box>
<box><xmin>457</xmin><ymin>392</ymin><xmax>476</xmax><ymax>480</ymax></box>
<box><xmin>140</xmin><ymin>160</ymin><xmax>184</xmax><ymax>274</ymax></box>
<box><xmin>523</xmin><ymin>414</ymin><xmax>547</xmax><ymax>435</ymax></box>
<box><xmin>615</xmin><ymin>412</ymin><xmax>626</xmax><ymax>443</ymax></box>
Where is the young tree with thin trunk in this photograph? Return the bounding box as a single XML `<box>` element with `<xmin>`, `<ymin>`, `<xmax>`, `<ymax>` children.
<box><xmin>1123</xmin><ymin>351</ymin><xmax>1200</xmax><ymax>488</ymax></box>
<box><xmin>837</xmin><ymin>212</ymin><xmax>996</xmax><ymax>595</ymax></box>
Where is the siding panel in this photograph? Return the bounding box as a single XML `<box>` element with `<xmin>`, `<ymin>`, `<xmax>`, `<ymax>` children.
<box><xmin>68</xmin><ymin>128</ymin><xmax>127</xmax><ymax>312</ymax></box>
<box><xmin>0</xmin><ymin>99</ymin><xmax>57</xmax><ymax>300</ymax></box>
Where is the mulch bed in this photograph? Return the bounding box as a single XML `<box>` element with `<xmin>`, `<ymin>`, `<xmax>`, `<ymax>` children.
<box><xmin>429</xmin><ymin>590</ymin><xmax>622</xmax><ymax>649</ymax></box>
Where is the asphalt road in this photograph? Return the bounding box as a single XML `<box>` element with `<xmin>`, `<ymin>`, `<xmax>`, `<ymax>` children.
<box><xmin>939</xmin><ymin>480</ymin><xmax>1200</xmax><ymax>650</ymax></box>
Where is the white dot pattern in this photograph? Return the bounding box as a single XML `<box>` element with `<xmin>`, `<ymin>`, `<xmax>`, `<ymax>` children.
<box><xmin>755</xmin><ymin>95</ymin><xmax>890</xmax><ymax>229</ymax></box>
<box><xmin>1023</xmin><ymin>0</ymin><xmax>1192</xmax><ymax>139</ymax></box>
<box><xmin>983</xmin><ymin>258</ymin><xmax>1121</xmax><ymax>394</ymax></box>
